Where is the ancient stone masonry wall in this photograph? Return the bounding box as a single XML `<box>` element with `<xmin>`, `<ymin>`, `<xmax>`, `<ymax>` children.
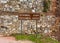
<box><xmin>0</xmin><ymin>15</ymin><xmax>19</xmax><ymax>35</ymax></box>
<box><xmin>49</xmin><ymin>17</ymin><xmax>60</xmax><ymax>41</ymax></box>
<box><xmin>47</xmin><ymin>0</ymin><xmax>60</xmax><ymax>41</ymax></box>
<box><xmin>0</xmin><ymin>0</ymin><xmax>43</xmax><ymax>13</ymax></box>
<box><xmin>0</xmin><ymin>14</ymin><xmax>57</xmax><ymax>36</ymax></box>
<box><xmin>55</xmin><ymin>0</ymin><xmax>60</xmax><ymax>16</ymax></box>
<box><xmin>50</xmin><ymin>0</ymin><xmax>57</xmax><ymax>13</ymax></box>
<box><xmin>0</xmin><ymin>0</ymin><xmax>58</xmax><ymax>37</ymax></box>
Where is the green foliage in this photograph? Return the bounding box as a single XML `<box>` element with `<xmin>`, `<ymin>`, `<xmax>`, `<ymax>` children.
<box><xmin>11</xmin><ymin>34</ymin><xmax>60</xmax><ymax>43</ymax></box>
<box><xmin>43</xmin><ymin>0</ymin><xmax>51</xmax><ymax>12</ymax></box>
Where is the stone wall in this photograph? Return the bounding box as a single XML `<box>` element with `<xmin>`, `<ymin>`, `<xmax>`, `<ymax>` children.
<box><xmin>0</xmin><ymin>0</ymin><xmax>43</xmax><ymax>13</ymax></box>
<box><xmin>0</xmin><ymin>0</ymin><xmax>58</xmax><ymax>37</ymax></box>
<box><xmin>0</xmin><ymin>14</ymin><xmax>57</xmax><ymax>36</ymax></box>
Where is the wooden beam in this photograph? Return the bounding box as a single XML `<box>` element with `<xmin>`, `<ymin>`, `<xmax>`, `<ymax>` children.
<box><xmin>0</xmin><ymin>11</ymin><xmax>40</xmax><ymax>20</ymax></box>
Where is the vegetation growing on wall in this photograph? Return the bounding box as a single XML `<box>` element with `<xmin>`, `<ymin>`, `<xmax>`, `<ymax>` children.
<box><xmin>43</xmin><ymin>0</ymin><xmax>51</xmax><ymax>12</ymax></box>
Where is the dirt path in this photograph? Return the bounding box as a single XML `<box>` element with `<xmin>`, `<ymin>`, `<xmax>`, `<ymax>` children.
<box><xmin>0</xmin><ymin>36</ymin><xmax>34</xmax><ymax>43</ymax></box>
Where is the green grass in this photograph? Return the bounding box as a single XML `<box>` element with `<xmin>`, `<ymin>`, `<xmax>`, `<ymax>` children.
<box><xmin>11</xmin><ymin>34</ymin><xmax>60</xmax><ymax>43</ymax></box>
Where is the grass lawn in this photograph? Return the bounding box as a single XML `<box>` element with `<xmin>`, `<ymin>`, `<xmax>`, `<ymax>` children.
<box><xmin>11</xmin><ymin>34</ymin><xmax>60</xmax><ymax>43</ymax></box>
